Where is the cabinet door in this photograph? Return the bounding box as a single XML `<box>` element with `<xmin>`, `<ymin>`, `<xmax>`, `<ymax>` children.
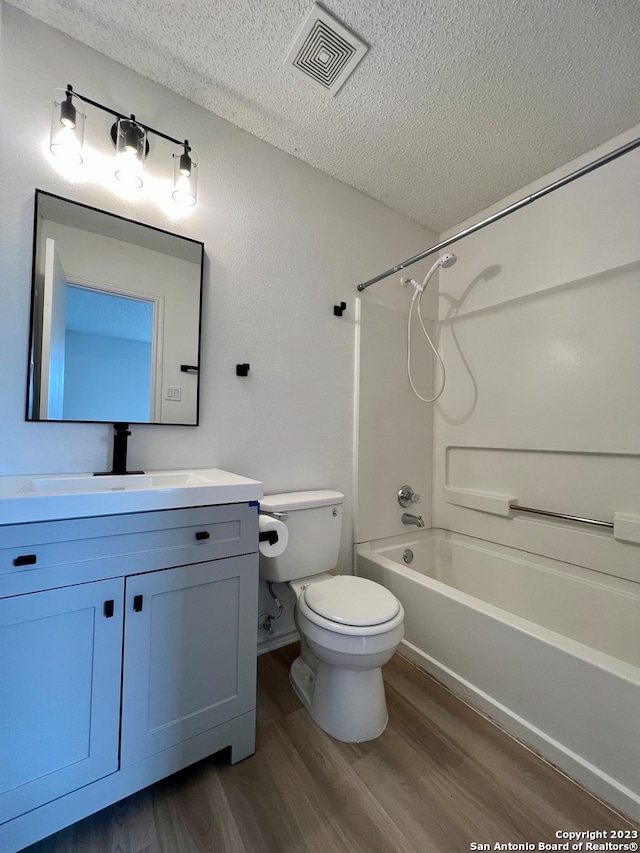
<box><xmin>120</xmin><ymin>555</ymin><xmax>258</xmax><ymax>766</ymax></box>
<box><xmin>0</xmin><ymin>579</ymin><xmax>123</xmax><ymax>823</ymax></box>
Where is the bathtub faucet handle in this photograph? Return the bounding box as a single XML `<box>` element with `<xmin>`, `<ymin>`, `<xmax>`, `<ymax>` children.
<box><xmin>398</xmin><ymin>485</ymin><xmax>421</xmax><ymax>508</ymax></box>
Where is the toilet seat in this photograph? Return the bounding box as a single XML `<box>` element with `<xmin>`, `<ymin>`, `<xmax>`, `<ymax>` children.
<box><xmin>297</xmin><ymin>576</ymin><xmax>404</xmax><ymax>637</ymax></box>
<box><xmin>304</xmin><ymin>575</ymin><xmax>400</xmax><ymax>626</ymax></box>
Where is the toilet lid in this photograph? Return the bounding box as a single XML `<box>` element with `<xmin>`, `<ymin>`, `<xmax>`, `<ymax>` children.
<box><xmin>303</xmin><ymin>576</ymin><xmax>400</xmax><ymax>627</ymax></box>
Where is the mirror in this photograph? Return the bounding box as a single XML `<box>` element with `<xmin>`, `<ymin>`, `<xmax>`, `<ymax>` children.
<box><xmin>27</xmin><ymin>191</ymin><xmax>203</xmax><ymax>425</ymax></box>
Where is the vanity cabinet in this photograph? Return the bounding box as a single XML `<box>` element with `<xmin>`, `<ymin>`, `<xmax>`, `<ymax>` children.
<box><xmin>120</xmin><ymin>555</ymin><xmax>257</xmax><ymax>766</ymax></box>
<box><xmin>0</xmin><ymin>579</ymin><xmax>123</xmax><ymax>824</ymax></box>
<box><xmin>0</xmin><ymin>501</ymin><xmax>258</xmax><ymax>853</ymax></box>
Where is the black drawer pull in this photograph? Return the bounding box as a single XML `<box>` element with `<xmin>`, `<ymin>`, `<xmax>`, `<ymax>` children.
<box><xmin>104</xmin><ymin>600</ymin><xmax>115</xmax><ymax>618</ymax></box>
<box><xmin>195</xmin><ymin>530</ymin><xmax>210</xmax><ymax>541</ymax></box>
<box><xmin>133</xmin><ymin>594</ymin><xmax>144</xmax><ymax>612</ymax></box>
<box><xmin>13</xmin><ymin>554</ymin><xmax>37</xmax><ymax>567</ymax></box>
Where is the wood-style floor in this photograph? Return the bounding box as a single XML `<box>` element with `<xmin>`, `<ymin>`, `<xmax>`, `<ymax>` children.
<box><xmin>25</xmin><ymin>644</ymin><xmax>637</xmax><ymax>852</ymax></box>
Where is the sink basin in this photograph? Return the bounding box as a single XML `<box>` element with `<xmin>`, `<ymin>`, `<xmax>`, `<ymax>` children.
<box><xmin>20</xmin><ymin>475</ymin><xmax>155</xmax><ymax>493</ymax></box>
<box><xmin>20</xmin><ymin>471</ymin><xmax>213</xmax><ymax>494</ymax></box>
<box><xmin>0</xmin><ymin>469</ymin><xmax>263</xmax><ymax>524</ymax></box>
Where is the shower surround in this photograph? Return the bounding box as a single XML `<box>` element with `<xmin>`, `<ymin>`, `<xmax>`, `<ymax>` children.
<box><xmin>354</xmin><ymin>125</ymin><xmax>640</xmax><ymax>820</ymax></box>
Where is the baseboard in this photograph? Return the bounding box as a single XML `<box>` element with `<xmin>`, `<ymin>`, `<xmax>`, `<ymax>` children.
<box><xmin>257</xmin><ymin>628</ymin><xmax>299</xmax><ymax>656</ymax></box>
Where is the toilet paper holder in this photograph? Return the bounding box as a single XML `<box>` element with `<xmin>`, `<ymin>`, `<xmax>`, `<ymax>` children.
<box><xmin>259</xmin><ymin>530</ymin><xmax>279</xmax><ymax>545</ymax></box>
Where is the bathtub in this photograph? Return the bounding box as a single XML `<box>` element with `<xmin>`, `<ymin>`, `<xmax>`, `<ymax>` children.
<box><xmin>356</xmin><ymin>529</ymin><xmax>640</xmax><ymax>819</ymax></box>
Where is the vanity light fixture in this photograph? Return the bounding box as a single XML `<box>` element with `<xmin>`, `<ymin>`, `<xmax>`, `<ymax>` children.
<box><xmin>172</xmin><ymin>141</ymin><xmax>198</xmax><ymax>206</ymax></box>
<box><xmin>49</xmin><ymin>84</ymin><xmax>198</xmax><ymax>207</ymax></box>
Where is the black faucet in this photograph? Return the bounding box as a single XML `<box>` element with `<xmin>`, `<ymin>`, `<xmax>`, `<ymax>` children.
<box><xmin>95</xmin><ymin>423</ymin><xmax>144</xmax><ymax>476</ymax></box>
<box><xmin>112</xmin><ymin>423</ymin><xmax>132</xmax><ymax>475</ymax></box>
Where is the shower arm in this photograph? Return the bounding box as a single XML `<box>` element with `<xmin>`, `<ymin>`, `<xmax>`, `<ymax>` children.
<box><xmin>356</xmin><ymin>133</ymin><xmax>640</xmax><ymax>291</ymax></box>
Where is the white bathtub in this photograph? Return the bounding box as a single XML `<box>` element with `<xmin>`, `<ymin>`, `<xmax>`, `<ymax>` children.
<box><xmin>356</xmin><ymin>529</ymin><xmax>640</xmax><ymax>819</ymax></box>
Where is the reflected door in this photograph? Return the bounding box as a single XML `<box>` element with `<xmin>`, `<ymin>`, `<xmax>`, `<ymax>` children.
<box><xmin>40</xmin><ymin>238</ymin><xmax>67</xmax><ymax>418</ymax></box>
<box><xmin>63</xmin><ymin>287</ymin><xmax>156</xmax><ymax>422</ymax></box>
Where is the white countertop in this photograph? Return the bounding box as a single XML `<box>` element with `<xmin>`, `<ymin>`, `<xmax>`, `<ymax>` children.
<box><xmin>0</xmin><ymin>468</ymin><xmax>263</xmax><ymax>525</ymax></box>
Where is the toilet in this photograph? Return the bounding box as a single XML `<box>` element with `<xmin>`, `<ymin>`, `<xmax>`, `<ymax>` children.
<box><xmin>259</xmin><ymin>490</ymin><xmax>404</xmax><ymax>743</ymax></box>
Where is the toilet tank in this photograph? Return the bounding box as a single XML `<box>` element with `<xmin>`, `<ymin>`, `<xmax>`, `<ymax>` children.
<box><xmin>259</xmin><ymin>490</ymin><xmax>344</xmax><ymax>583</ymax></box>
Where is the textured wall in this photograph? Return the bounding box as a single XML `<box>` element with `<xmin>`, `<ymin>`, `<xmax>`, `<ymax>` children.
<box><xmin>0</xmin><ymin>10</ymin><xmax>432</xmax><ymax>481</ymax></box>
<box><xmin>0</xmin><ymin>5</ymin><xmax>434</xmax><ymax>644</ymax></box>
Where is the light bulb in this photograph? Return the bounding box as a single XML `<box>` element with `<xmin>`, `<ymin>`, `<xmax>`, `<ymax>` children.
<box><xmin>115</xmin><ymin>150</ymin><xmax>144</xmax><ymax>188</ymax></box>
<box><xmin>179</xmin><ymin>151</ymin><xmax>192</xmax><ymax>176</ymax></box>
<box><xmin>173</xmin><ymin>145</ymin><xmax>197</xmax><ymax>206</ymax></box>
<box><xmin>60</xmin><ymin>93</ymin><xmax>77</xmax><ymax>128</ymax></box>
<box><xmin>50</xmin><ymin>88</ymin><xmax>84</xmax><ymax>165</ymax></box>
<box><xmin>114</xmin><ymin>118</ymin><xmax>147</xmax><ymax>188</ymax></box>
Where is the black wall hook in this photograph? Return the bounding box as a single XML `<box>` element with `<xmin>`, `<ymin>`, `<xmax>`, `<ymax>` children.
<box><xmin>236</xmin><ymin>363</ymin><xmax>250</xmax><ymax>376</ymax></box>
<box><xmin>333</xmin><ymin>302</ymin><xmax>347</xmax><ymax>317</ymax></box>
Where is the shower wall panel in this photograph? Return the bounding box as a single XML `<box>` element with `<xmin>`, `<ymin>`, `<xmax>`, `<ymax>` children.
<box><xmin>354</xmin><ymin>299</ymin><xmax>434</xmax><ymax>543</ymax></box>
<box><xmin>432</xmin><ymin>125</ymin><xmax>640</xmax><ymax>578</ymax></box>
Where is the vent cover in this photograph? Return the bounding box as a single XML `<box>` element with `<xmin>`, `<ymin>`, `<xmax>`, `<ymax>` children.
<box><xmin>284</xmin><ymin>4</ymin><xmax>368</xmax><ymax>96</ymax></box>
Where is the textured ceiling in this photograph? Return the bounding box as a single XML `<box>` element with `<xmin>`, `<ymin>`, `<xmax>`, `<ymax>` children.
<box><xmin>8</xmin><ymin>0</ymin><xmax>640</xmax><ymax>232</ymax></box>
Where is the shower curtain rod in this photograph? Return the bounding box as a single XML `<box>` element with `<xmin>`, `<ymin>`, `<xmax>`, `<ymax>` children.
<box><xmin>356</xmin><ymin>133</ymin><xmax>640</xmax><ymax>291</ymax></box>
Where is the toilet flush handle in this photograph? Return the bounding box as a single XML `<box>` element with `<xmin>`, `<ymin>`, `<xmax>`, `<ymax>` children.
<box><xmin>270</xmin><ymin>511</ymin><xmax>289</xmax><ymax>520</ymax></box>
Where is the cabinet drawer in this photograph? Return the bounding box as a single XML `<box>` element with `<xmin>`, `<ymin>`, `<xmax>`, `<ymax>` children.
<box><xmin>0</xmin><ymin>503</ymin><xmax>258</xmax><ymax>597</ymax></box>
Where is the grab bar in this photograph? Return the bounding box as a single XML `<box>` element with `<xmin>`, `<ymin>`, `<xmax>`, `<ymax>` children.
<box><xmin>508</xmin><ymin>503</ymin><xmax>613</xmax><ymax>529</ymax></box>
<box><xmin>444</xmin><ymin>487</ymin><xmax>639</xmax><ymax>542</ymax></box>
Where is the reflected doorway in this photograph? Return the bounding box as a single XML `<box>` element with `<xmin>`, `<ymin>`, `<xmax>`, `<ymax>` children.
<box><xmin>64</xmin><ymin>286</ymin><xmax>155</xmax><ymax>422</ymax></box>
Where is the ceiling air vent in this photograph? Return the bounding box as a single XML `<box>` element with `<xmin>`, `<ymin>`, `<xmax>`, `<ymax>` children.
<box><xmin>284</xmin><ymin>4</ymin><xmax>368</xmax><ymax>96</ymax></box>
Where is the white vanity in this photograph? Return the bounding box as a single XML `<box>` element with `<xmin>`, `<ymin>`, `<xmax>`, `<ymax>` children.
<box><xmin>0</xmin><ymin>468</ymin><xmax>262</xmax><ymax>852</ymax></box>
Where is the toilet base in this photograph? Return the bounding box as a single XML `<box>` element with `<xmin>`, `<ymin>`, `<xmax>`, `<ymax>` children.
<box><xmin>289</xmin><ymin>655</ymin><xmax>388</xmax><ymax>743</ymax></box>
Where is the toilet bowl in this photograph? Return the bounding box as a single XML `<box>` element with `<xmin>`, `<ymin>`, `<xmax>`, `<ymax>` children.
<box><xmin>259</xmin><ymin>491</ymin><xmax>404</xmax><ymax>742</ymax></box>
<box><xmin>291</xmin><ymin>574</ymin><xmax>404</xmax><ymax>741</ymax></box>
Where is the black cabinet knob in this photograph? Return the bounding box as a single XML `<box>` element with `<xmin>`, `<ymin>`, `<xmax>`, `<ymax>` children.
<box><xmin>195</xmin><ymin>531</ymin><xmax>210</xmax><ymax>541</ymax></box>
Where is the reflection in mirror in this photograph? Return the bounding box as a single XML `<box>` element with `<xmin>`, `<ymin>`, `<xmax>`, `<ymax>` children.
<box><xmin>27</xmin><ymin>191</ymin><xmax>204</xmax><ymax>424</ymax></box>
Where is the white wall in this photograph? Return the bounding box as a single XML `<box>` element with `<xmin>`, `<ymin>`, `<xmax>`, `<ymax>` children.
<box><xmin>0</xmin><ymin>4</ymin><xmax>434</xmax><ymax>644</ymax></box>
<box><xmin>352</xmin><ymin>221</ymin><xmax>440</xmax><ymax>545</ymax></box>
<box><xmin>354</xmin><ymin>295</ymin><xmax>436</xmax><ymax>543</ymax></box>
<box><xmin>432</xmin><ymin>126</ymin><xmax>640</xmax><ymax>585</ymax></box>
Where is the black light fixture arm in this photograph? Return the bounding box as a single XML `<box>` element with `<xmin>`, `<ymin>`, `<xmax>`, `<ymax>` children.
<box><xmin>64</xmin><ymin>84</ymin><xmax>190</xmax><ymax>151</ymax></box>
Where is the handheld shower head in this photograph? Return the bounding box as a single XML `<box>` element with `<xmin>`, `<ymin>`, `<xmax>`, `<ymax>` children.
<box><xmin>412</xmin><ymin>252</ymin><xmax>458</xmax><ymax>292</ymax></box>
<box><xmin>405</xmin><ymin>251</ymin><xmax>458</xmax><ymax>403</ymax></box>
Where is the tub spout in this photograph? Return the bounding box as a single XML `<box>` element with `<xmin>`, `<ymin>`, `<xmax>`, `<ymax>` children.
<box><xmin>402</xmin><ymin>513</ymin><xmax>425</xmax><ymax>528</ymax></box>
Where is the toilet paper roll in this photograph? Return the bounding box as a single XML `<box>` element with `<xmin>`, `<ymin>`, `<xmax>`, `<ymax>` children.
<box><xmin>258</xmin><ymin>514</ymin><xmax>288</xmax><ymax>558</ymax></box>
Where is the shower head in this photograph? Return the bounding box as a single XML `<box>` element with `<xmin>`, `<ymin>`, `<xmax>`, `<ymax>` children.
<box><xmin>405</xmin><ymin>254</ymin><xmax>457</xmax><ymax>403</ymax></box>
<box><xmin>406</xmin><ymin>252</ymin><xmax>458</xmax><ymax>293</ymax></box>
<box><xmin>400</xmin><ymin>253</ymin><xmax>458</xmax><ymax>293</ymax></box>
